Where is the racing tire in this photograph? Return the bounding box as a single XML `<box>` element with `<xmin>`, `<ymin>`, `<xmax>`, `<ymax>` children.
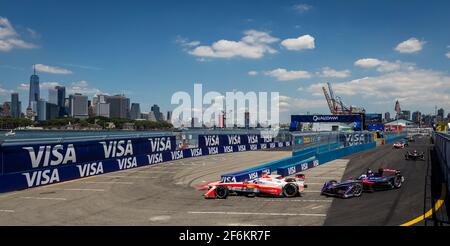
<box><xmin>328</xmin><ymin>180</ymin><xmax>338</xmax><ymax>185</ymax></box>
<box><xmin>392</xmin><ymin>176</ymin><xmax>403</xmax><ymax>189</ymax></box>
<box><xmin>351</xmin><ymin>183</ymin><xmax>363</xmax><ymax>197</ymax></box>
<box><xmin>215</xmin><ymin>186</ymin><xmax>229</xmax><ymax>199</ymax></box>
<box><xmin>282</xmin><ymin>183</ymin><xmax>299</xmax><ymax>197</ymax></box>
<box><xmin>245</xmin><ymin>193</ymin><xmax>256</xmax><ymax>198</ymax></box>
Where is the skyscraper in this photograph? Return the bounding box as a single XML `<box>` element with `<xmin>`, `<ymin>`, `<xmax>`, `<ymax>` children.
<box><xmin>11</xmin><ymin>93</ymin><xmax>21</xmax><ymax>118</ymax></box>
<box><xmin>106</xmin><ymin>95</ymin><xmax>130</xmax><ymax>119</ymax></box>
<box><xmin>69</xmin><ymin>94</ymin><xmax>89</xmax><ymax>119</ymax></box>
<box><xmin>438</xmin><ymin>108</ymin><xmax>444</xmax><ymax>119</ymax></box>
<box><xmin>412</xmin><ymin>111</ymin><xmax>421</xmax><ymax>124</ymax></box>
<box><xmin>166</xmin><ymin>111</ymin><xmax>172</xmax><ymax>123</ymax></box>
<box><xmin>29</xmin><ymin>65</ymin><xmax>40</xmax><ymax>107</ymax></box>
<box><xmin>130</xmin><ymin>103</ymin><xmax>141</xmax><ymax>120</ymax></box>
<box><xmin>37</xmin><ymin>99</ymin><xmax>47</xmax><ymax>121</ymax></box>
<box><xmin>151</xmin><ymin>104</ymin><xmax>161</xmax><ymax>121</ymax></box>
<box><xmin>56</xmin><ymin>86</ymin><xmax>66</xmax><ymax>117</ymax></box>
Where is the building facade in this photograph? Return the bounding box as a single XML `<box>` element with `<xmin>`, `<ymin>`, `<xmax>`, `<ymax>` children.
<box><xmin>69</xmin><ymin>94</ymin><xmax>89</xmax><ymax>119</ymax></box>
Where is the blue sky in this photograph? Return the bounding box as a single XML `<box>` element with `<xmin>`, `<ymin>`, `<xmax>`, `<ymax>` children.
<box><xmin>1</xmin><ymin>0</ymin><xmax>449</xmax><ymax>122</ymax></box>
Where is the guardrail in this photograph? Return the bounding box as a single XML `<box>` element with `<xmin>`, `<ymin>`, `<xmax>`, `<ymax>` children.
<box><xmin>433</xmin><ymin>132</ymin><xmax>450</xmax><ymax>191</ymax></box>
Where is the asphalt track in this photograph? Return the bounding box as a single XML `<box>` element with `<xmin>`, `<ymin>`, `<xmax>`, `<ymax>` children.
<box><xmin>325</xmin><ymin>136</ymin><xmax>432</xmax><ymax>226</ymax></box>
<box><xmin>0</xmin><ymin>137</ymin><xmax>432</xmax><ymax>226</ymax></box>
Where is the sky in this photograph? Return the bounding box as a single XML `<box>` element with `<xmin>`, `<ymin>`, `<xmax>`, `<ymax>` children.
<box><xmin>0</xmin><ymin>0</ymin><xmax>449</xmax><ymax>123</ymax></box>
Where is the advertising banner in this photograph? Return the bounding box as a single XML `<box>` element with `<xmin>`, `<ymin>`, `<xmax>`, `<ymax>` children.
<box><xmin>0</xmin><ymin>136</ymin><xmax>292</xmax><ymax>193</ymax></box>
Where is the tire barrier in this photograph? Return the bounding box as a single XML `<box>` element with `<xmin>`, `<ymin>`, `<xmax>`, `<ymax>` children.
<box><xmin>0</xmin><ymin>134</ymin><xmax>292</xmax><ymax>193</ymax></box>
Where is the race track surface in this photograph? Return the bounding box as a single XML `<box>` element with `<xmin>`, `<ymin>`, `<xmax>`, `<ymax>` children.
<box><xmin>325</xmin><ymin>136</ymin><xmax>431</xmax><ymax>226</ymax></box>
<box><xmin>0</xmin><ymin>138</ymin><xmax>431</xmax><ymax>226</ymax></box>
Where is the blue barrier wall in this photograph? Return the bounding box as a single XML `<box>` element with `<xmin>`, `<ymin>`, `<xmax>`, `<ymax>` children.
<box><xmin>0</xmin><ymin>134</ymin><xmax>292</xmax><ymax>193</ymax></box>
<box><xmin>222</xmin><ymin>138</ymin><xmax>377</xmax><ymax>182</ymax></box>
<box><xmin>434</xmin><ymin>133</ymin><xmax>450</xmax><ymax>191</ymax></box>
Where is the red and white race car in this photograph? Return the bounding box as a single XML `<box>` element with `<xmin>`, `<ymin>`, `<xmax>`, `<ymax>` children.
<box><xmin>393</xmin><ymin>141</ymin><xmax>407</xmax><ymax>149</ymax></box>
<box><xmin>200</xmin><ymin>174</ymin><xmax>307</xmax><ymax>199</ymax></box>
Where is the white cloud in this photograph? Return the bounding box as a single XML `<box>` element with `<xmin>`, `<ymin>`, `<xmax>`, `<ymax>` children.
<box><xmin>293</xmin><ymin>4</ymin><xmax>313</xmax><ymax>13</ymax></box>
<box><xmin>354</xmin><ymin>58</ymin><xmax>383</xmax><ymax>68</ymax></box>
<box><xmin>188</xmin><ymin>30</ymin><xmax>279</xmax><ymax>59</ymax></box>
<box><xmin>264</xmin><ymin>68</ymin><xmax>312</xmax><ymax>81</ymax></box>
<box><xmin>304</xmin><ymin>68</ymin><xmax>450</xmax><ymax>110</ymax></box>
<box><xmin>281</xmin><ymin>34</ymin><xmax>315</xmax><ymax>51</ymax></box>
<box><xmin>318</xmin><ymin>67</ymin><xmax>351</xmax><ymax>78</ymax></box>
<box><xmin>354</xmin><ymin>58</ymin><xmax>415</xmax><ymax>72</ymax></box>
<box><xmin>395</xmin><ymin>38</ymin><xmax>425</xmax><ymax>53</ymax></box>
<box><xmin>248</xmin><ymin>70</ymin><xmax>258</xmax><ymax>76</ymax></box>
<box><xmin>278</xmin><ymin>95</ymin><xmax>325</xmax><ymax>113</ymax></box>
<box><xmin>446</xmin><ymin>52</ymin><xmax>450</xmax><ymax>58</ymax></box>
<box><xmin>68</xmin><ymin>80</ymin><xmax>104</xmax><ymax>96</ymax></box>
<box><xmin>35</xmin><ymin>64</ymin><xmax>73</xmax><ymax>75</ymax></box>
<box><xmin>18</xmin><ymin>82</ymin><xmax>62</xmax><ymax>91</ymax></box>
<box><xmin>0</xmin><ymin>17</ymin><xmax>37</xmax><ymax>52</ymax></box>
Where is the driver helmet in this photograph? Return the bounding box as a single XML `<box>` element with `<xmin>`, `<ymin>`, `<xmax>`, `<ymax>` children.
<box><xmin>413</xmin><ymin>150</ymin><xmax>418</xmax><ymax>154</ymax></box>
<box><xmin>366</xmin><ymin>169</ymin><xmax>374</xmax><ymax>176</ymax></box>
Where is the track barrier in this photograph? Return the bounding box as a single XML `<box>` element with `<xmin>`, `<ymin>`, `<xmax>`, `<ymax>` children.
<box><xmin>0</xmin><ymin>134</ymin><xmax>292</xmax><ymax>193</ymax></box>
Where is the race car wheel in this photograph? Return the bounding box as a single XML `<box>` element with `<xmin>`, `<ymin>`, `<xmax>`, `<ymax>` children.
<box><xmin>215</xmin><ymin>186</ymin><xmax>229</xmax><ymax>199</ymax></box>
<box><xmin>351</xmin><ymin>183</ymin><xmax>363</xmax><ymax>197</ymax></box>
<box><xmin>328</xmin><ymin>180</ymin><xmax>338</xmax><ymax>185</ymax></box>
<box><xmin>282</xmin><ymin>183</ymin><xmax>299</xmax><ymax>197</ymax></box>
<box><xmin>392</xmin><ymin>176</ymin><xmax>403</xmax><ymax>189</ymax></box>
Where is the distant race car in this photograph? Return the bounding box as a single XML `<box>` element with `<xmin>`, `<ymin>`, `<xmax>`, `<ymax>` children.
<box><xmin>393</xmin><ymin>141</ymin><xmax>408</xmax><ymax>149</ymax></box>
<box><xmin>406</xmin><ymin>136</ymin><xmax>415</xmax><ymax>142</ymax></box>
<box><xmin>405</xmin><ymin>150</ymin><xmax>425</xmax><ymax>161</ymax></box>
<box><xmin>202</xmin><ymin>174</ymin><xmax>307</xmax><ymax>199</ymax></box>
<box><xmin>321</xmin><ymin>168</ymin><xmax>404</xmax><ymax>198</ymax></box>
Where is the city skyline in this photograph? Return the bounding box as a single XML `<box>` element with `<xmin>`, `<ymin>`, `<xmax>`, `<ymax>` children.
<box><xmin>1</xmin><ymin>0</ymin><xmax>450</xmax><ymax>122</ymax></box>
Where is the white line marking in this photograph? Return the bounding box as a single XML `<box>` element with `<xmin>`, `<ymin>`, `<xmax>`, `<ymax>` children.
<box><xmin>21</xmin><ymin>197</ymin><xmax>67</xmax><ymax>201</ymax></box>
<box><xmin>63</xmin><ymin>188</ymin><xmax>105</xmax><ymax>192</ymax></box>
<box><xmin>136</xmin><ymin>171</ymin><xmax>177</xmax><ymax>174</ymax></box>
<box><xmin>101</xmin><ymin>175</ymin><xmax>158</xmax><ymax>179</ymax></box>
<box><xmin>82</xmin><ymin>181</ymin><xmax>134</xmax><ymax>185</ymax></box>
<box><xmin>0</xmin><ymin>210</ymin><xmax>15</xmax><ymax>213</ymax></box>
<box><xmin>188</xmin><ymin>211</ymin><xmax>326</xmax><ymax>217</ymax></box>
<box><xmin>311</xmin><ymin>205</ymin><xmax>323</xmax><ymax>210</ymax></box>
<box><xmin>264</xmin><ymin>199</ymin><xmax>332</xmax><ymax>202</ymax></box>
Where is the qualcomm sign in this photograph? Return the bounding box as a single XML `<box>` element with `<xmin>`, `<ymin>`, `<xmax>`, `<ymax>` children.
<box><xmin>290</xmin><ymin>114</ymin><xmax>363</xmax><ymax>131</ymax></box>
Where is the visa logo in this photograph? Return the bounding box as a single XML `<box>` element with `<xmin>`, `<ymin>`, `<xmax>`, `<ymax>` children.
<box><xmin>117</xmin><ymin>157</ymin><xmax>137</xmax><ymax>170</ymax></box>
<box><xmin>223</xmin><ymin>146</ymin><xmax>233</xmax><ymax>153</ymax></box>
<box><xmin>149</xmin><ymin>137</ymin><xmax>172</xmax><ymax>152</ymax></box>
<box><xmin>204</xmin><ymin>135</ymin><xmax>220</xmax><ymax>147</ymax></box>
<box><xmin>23</xmin><ymin>144</ymin><xmax>76</xmax><ymax>169</ymax></box>
<box><xmin>238</xmin><ymin>145</ymin><xmax>246</xmax><ymax>152</ymax></box>
<box><xmin>171</xmin><ymin>150</ymin><xmax>183</xmax><ymax>160</ymax></box>
<box><xmin>190</xmin><ymin>148</ymin><xmax>202</xmax><ymax>157</ymax></box>
<box><xmin>100</xmin><ymin>140</ymin><xmax>133</xmax><ymax>159</ymax></box>
<box><xmin>227</xmin><ymin>135</ymin><xmax>241</xmax><ymax>145</ymax></box>
<box><xmin>22</xmin><ymin>169</ymin><xmax>60</xmax><ymax>187</ymax></box>
<box><xmin>249</xmin><ymin>144</ymin><xmax>258</xmax><ymax>151</ymax></box>
<box><xmin>247</xmin><ymin>135</ymin><xmax>258</xmax><ymax>144</ymax></box>
<box><xmin>77</xmin><ymin>162</ymin><xmax>104</xmax><ymax>177</ymax></box>
<box><xmin>208</xmin><ymin>147</ymin><xmax>219</xmax><ymax>155</ymax></box>
<box><xmin>147</xmin><ymin>153</ymin><xmax>163</xmax><ymax>164</ymax></box>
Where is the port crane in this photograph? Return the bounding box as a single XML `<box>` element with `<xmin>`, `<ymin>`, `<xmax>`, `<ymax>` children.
<box><xmin>322</xmin><ymin>82</ymin><xmax>365</xmax><ymax>115</ymax></box>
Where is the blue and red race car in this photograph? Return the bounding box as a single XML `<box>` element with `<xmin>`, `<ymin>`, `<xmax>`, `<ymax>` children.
<box><xmin>321</xmin><ymin>168</ymin><xmax>404</xmax><ymax>198</ymax></box>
